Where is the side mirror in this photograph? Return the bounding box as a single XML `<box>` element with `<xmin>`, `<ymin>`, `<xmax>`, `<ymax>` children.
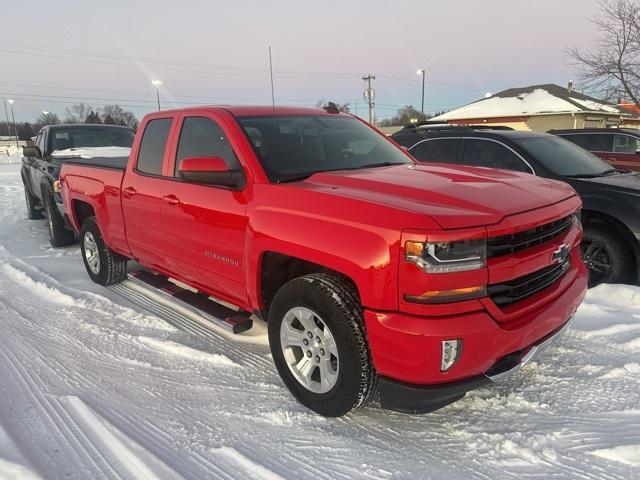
<box><xmin>22</xmin><ymin>145</ymin><xmax>42</xmax><ymax>158</ymax></box>
<box><xmin>178</xmin><ymin>156</ymin><xmax>245</xmax><ymax>189</ymax></box>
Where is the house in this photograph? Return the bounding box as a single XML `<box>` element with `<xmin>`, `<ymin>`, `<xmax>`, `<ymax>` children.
<box><xmin>431</xmin><ymin>83</ymin><xmax>640</xmax><ymax>131</ymax></box>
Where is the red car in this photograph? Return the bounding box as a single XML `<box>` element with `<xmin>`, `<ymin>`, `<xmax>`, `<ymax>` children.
<box><xmin>60</xmin><ymin>106</ymin><xmax>586</xmax><ymax>416</ymax></box>
<box><xmin>551</xmin><ymin>128</ymin><xmax>640</xmax><ymax>172</ymax></box>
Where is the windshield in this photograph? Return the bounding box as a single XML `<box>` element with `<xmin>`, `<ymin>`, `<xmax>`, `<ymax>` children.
<box><xmin>48</xmin><ymin>126</ymin><xmax>134</xmax><ymax>152</ymax></box>
<box><xmin>515</xmin><ymin>136</ymin><xmax>614</xmax><ymax>177</ymax></box>
<box><xmin>237</xmin><ymin>115</ymin><xmax>411</xmax><ymax>182</ymax></box>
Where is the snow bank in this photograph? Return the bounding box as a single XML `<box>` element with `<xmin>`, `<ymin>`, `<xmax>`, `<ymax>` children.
<box><xmin>1</xmin><ymin>264</ymin><xmax>77</xmax><ymax>306</ymax></box>
<box><xmin>137</xmin><ymin>336</ymin><xmax>237</xmax><ymax>367</ymax></box>
<box><xmin>51</xmin><ymin>146</ymin><xmax>131</xmax><ymax>159</ymax></box>
<box><xmin>592</xmin><ymin>444</ymin><xmax>640</xmax><ymax>466</ymax></box>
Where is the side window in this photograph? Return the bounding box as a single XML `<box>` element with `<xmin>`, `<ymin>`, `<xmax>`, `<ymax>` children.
<box><xmin>583</xmin><ymin>134</ymin><xmax>612</xmax><ymax>152</ymax></box>
<box><xmin>613</xmin><ymin>134</ymin><xmax>639</xmax><ymax>154</ymax></box>
<box><xmin>559</xmin><ymin>134</ymin><xmax>589</xmax><ymax>149</ymax></box>
<box><xmin>136</xmin><ymin>118</ymin><xmax>172</xmax><ymax>176</ymax></box>
<box><xmin>175</xmin><ymin>116</ymin><xmax>240</xmax><ymax>176</ymax></box>
<box><xmin>462</xmin><ymin>139</ymin><xmax>531</xmax><ymax>173</ymax></box>
<box><xmin>410</xmin><ymin>138</ymin><xmax>459</xmax><ymax>163</ymax></box>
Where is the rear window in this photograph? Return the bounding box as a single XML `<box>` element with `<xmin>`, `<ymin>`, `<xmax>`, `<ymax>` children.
<box><xmin>48</xmin><ymin>126</ymin><xmax>134</xmax><ymax>152</ymax></box>
<box><xmin>136</xmin><ymin>118</ymin><xmax>172</xmax><ymax>176</ymax></box>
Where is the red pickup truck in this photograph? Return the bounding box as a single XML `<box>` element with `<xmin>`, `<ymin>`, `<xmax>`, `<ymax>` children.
<box><xmin>60</xmin><ymin>106</ymin><xmax>587</xmax><ymax>416</ymax></box>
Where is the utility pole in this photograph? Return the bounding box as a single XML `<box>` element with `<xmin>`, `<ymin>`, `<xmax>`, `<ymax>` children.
<box><xmin>362</xmin><ymin>74</ymin><xmax>375</xmax><ymax>124</ymax></box>
<box><xmin>417</xmin><ymin>69</ymin><xmax>426</xmax><ymax>116</ymax></box>
<box><xmin>2</xmin><ymin>99</ymin><xmax>10</xmax><ymax>141</ymax></box>
<box><xmin>8</xmin><ymin>100</ymin><xmax>18</xmax><ymax>147</ymax></box>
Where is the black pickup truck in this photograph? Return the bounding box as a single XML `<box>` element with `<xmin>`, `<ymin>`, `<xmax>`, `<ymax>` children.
<box><xmin>21</xmin><ymin>124</ymin><xmax>134</xmax><ymax>246</ymax></box>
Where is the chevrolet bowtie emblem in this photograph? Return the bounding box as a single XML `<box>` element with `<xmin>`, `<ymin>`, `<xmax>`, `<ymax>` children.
<box><xmin>552</xmin><ymin>244</ymin><xmax>570</xmax><ymax>264</ymax></box>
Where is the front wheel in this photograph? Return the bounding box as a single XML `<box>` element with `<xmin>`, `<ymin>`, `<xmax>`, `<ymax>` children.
<box><xmin>581</xmin><ymin>226</ymin><xmax>631</xmax><ymax>287</ymax></box>
<box><xmin>79</xmin><ymin>217</ymin><xmax>128</xmax><ymax>285</ymax></box>
<box><xmin>268</xmin><ymin>273</ymin><xmax>376</xmax><ymax>417</ymax></box>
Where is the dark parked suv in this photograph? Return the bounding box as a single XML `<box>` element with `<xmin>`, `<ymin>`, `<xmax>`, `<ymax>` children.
<box><xmin>21</xmin><ymin>124</ymin><xmax>134</xmax><ymax>246</ymax></box>
<box><xmin>391</xmin><ymin>125</ymin><xmax>640</xmax><ymax>287</ymax></box>
<box><xmin>551</xmin><ymin>128</ymin><xmax>640</xmax><ymax>172</ymax></box>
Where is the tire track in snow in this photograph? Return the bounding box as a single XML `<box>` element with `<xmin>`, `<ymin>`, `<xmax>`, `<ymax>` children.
<box><xmin>0</xmin><ymin>346</ymin><xmax>181</xmax><ymax>480</ymax></box>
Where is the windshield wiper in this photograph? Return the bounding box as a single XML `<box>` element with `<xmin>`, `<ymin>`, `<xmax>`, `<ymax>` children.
<box><xmin>339</xmin><ymin>161</ymin><xmax>406</xmax><ymax>171</ymax></box>
<box><xmin>564</xmin><ymin>169</ymin><xmax>616</xmax><ymax>178</ymax></box>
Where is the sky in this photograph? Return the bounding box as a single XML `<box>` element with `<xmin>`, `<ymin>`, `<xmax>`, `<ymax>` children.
<box><xmin>0</xmin><ymin>0</ymin><xmax>602</xmax><ymax>123</ymax></box>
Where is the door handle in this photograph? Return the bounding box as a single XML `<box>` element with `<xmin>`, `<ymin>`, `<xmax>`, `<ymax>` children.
<box><xmin>163</xmin><ymin>194</ymin><xmax>180</xmax><ymax>206</ymax></box>
<box><xmin>122</xmin><ymin>186</ymin><xmax>137</xmax><ymax>197</ymax></box>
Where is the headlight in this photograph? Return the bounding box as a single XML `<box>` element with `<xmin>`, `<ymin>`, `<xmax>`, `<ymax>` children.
<box><xmin>405</xmin><ymin>238</ymin><xmax>486</xmax><ymax>274</ymax></box>
<box><xmin>573</xmin><ymin>209</ymin><xmax>582</xmax><ymax>224</ymax></box>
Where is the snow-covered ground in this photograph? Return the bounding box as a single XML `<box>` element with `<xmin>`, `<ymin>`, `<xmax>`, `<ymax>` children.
<box><xmin>0</xmin><ymin>144</ymin><xmax>23</xmax><ymax>165</ymax></box>
<box><xmin>0</xmin><ymin>162</ymin><xmax>638</xmax><ymax>479</ymax></box>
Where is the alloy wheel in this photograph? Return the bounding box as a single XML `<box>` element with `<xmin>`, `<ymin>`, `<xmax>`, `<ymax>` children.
<box><xmin>279</xmin><ymin>306</ymin><xmax>339</xmax><ymax>393</ymax></box>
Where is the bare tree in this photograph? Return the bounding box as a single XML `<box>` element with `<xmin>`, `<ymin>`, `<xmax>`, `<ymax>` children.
<box><xmin>34</xmin><ymin>111</ymin><xmax>60</xmax><ymax>131</ymax></box>
<box><xmin>377</xmin><ymin>105</ymin><xmax>427</xmax><ymax>127</ymax></box>
<box><xmin>568</xmin><ymin>0</ymin><xmax>640</xmax><ymax>105</ymax></box>
<box><xmin>64</xmin><ymin>103</ymin><xmax>95</xmax><ymax>123</ymax></box>
<box><xmin>100</xmin><ymin>104</ymin><xmax>139</xmax><ymax>130</ymax></box>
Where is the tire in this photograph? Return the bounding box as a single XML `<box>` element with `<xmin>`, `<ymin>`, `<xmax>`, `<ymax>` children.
<box><xmin>79</xmin><ymin>217</ymin><xmax>128</xmax><ymax>285</ymax></box>
<box><xmin>22</xmin><ymin>180</ymin><xmax>44</xmax><ymax>220</ymax></box>
<box><xmin>268</xmin><ymin>273</ymin><xmax>376</xmax><ymax>417</ymax></box>
<box><xmin>42</xmin><ymin>189</ymin><xmax>75</xmax><ymax>247</ymax></box>
<box><xmin>581</xmin><ymin>225</ymin><xmax>631</xmax><ymax>287</ymax></box>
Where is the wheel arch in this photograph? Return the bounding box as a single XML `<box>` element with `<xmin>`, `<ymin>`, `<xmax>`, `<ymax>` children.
<box><xmin>71</xmin><ymin>200</ymin><xmax>96</xmax><ymax>231</ymax></box>
<box><xmin>258</xmin><ymin>251</ymin><xmax>361</xmax><ymax>318</ymax></box>
<box><xmin>582</xmin><ymin>208</ymin><xmax>640</xmax><ymax>282</ymax></box>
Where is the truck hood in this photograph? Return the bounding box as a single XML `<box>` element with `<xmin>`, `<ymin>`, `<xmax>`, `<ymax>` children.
<box><xmin>304</xmin><ymin>163</ymin><xmax>577</xmax><ymax>229</ymax></box>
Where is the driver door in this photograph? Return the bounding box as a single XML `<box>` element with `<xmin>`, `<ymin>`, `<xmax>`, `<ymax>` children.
<box><xmin>161</xmin><ymin>113</ymin><xmax>249</xmax><ymax>305</ymax></box>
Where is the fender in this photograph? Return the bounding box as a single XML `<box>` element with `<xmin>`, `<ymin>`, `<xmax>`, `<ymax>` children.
<box><xmin>245</xmin><ymin>205</ymin><xmax>404</xmax><ymax>312</ymax></box>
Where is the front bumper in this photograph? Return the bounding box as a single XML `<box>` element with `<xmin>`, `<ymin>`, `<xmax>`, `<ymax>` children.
<box><xmin>378</xmin><ymin>317</ymin><xmax>573</xmax><ymax>413</ymax></box>
<box><xmin>365</xmin><ymin>253</ymin><xmax>587</xmax><ymax>413</ymax></box>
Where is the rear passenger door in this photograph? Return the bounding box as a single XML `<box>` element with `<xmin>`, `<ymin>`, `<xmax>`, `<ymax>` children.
<box><xmin>121</xmin><ymin>116</ymin><xmax>176</xmax><ymax>270</ymax></box>
<box><xmin>409</xmin><ymin>138</ymin><xmax>461</xmax><ymax>164</ymax></box>
<box><xmin>461</xmin><ymin>138</ymin><xmax>533</xmax><ymax>174</ymax></box>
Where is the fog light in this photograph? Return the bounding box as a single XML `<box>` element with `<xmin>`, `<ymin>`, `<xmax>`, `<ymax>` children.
<box><xmin>441</xmin><ymin>339</ymin><xmax>462</xmax><ymax>371</ymax></box>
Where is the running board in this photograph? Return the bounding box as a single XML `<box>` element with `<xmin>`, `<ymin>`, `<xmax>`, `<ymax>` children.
<box><xmin>126</xmin><ymin>271</ymin><xmax>253</xmax><ymax>334</ymax></box>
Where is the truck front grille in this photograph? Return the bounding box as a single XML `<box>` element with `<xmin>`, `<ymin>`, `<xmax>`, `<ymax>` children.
<box><xmin>488</xmin><ymin>258</ymin><xmax>570</xmax><ymax>308</ymax></box>
<box><xmin>487</xmin><ymin>215</ymin><xmax>574</xmax><ymax>258</ymax></box>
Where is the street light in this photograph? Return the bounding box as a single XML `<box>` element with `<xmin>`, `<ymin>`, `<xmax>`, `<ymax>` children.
<box><xmin>151</xmin><ymin>80</ymin><xmax>162</xmax><ymax>111</ymax></box>
<box><xmin>417</xmin><ymin>69</ymin><xmax>426</xmax><ymax>116</ymax></box>
<box><xmin>485</xmin><ymin>92</ymin><xmax>492</xmax><ymax>98</ymax></box>
<box><xmin>8</xmin><ymin>99</ymin><xmax>18</xmax><ymax>148</ymax></box>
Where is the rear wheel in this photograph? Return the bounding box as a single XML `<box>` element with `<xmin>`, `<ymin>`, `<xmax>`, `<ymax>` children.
<box><xmin>581</xmin><ymin>226</ymin><xmax>630</xmax><ymax>287</ymax></box>
<box><xmin>79</xmin><ymin>217</ymin><xmax>128</xmax><ymax>285</ymax></box>
<box><xmin>268</xmin><ymin>273</ymin><xmax>376</xmax><ymax>417</ymax></box>
<box><xmin>22</xmin><ymin>177</ymin><xmax>43</xmax><ymax>220</ymax></box>
<box><xmin>42</xmin><ymin>189</ymin><xmax>75</xmax><ymax>247</ymax></box>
